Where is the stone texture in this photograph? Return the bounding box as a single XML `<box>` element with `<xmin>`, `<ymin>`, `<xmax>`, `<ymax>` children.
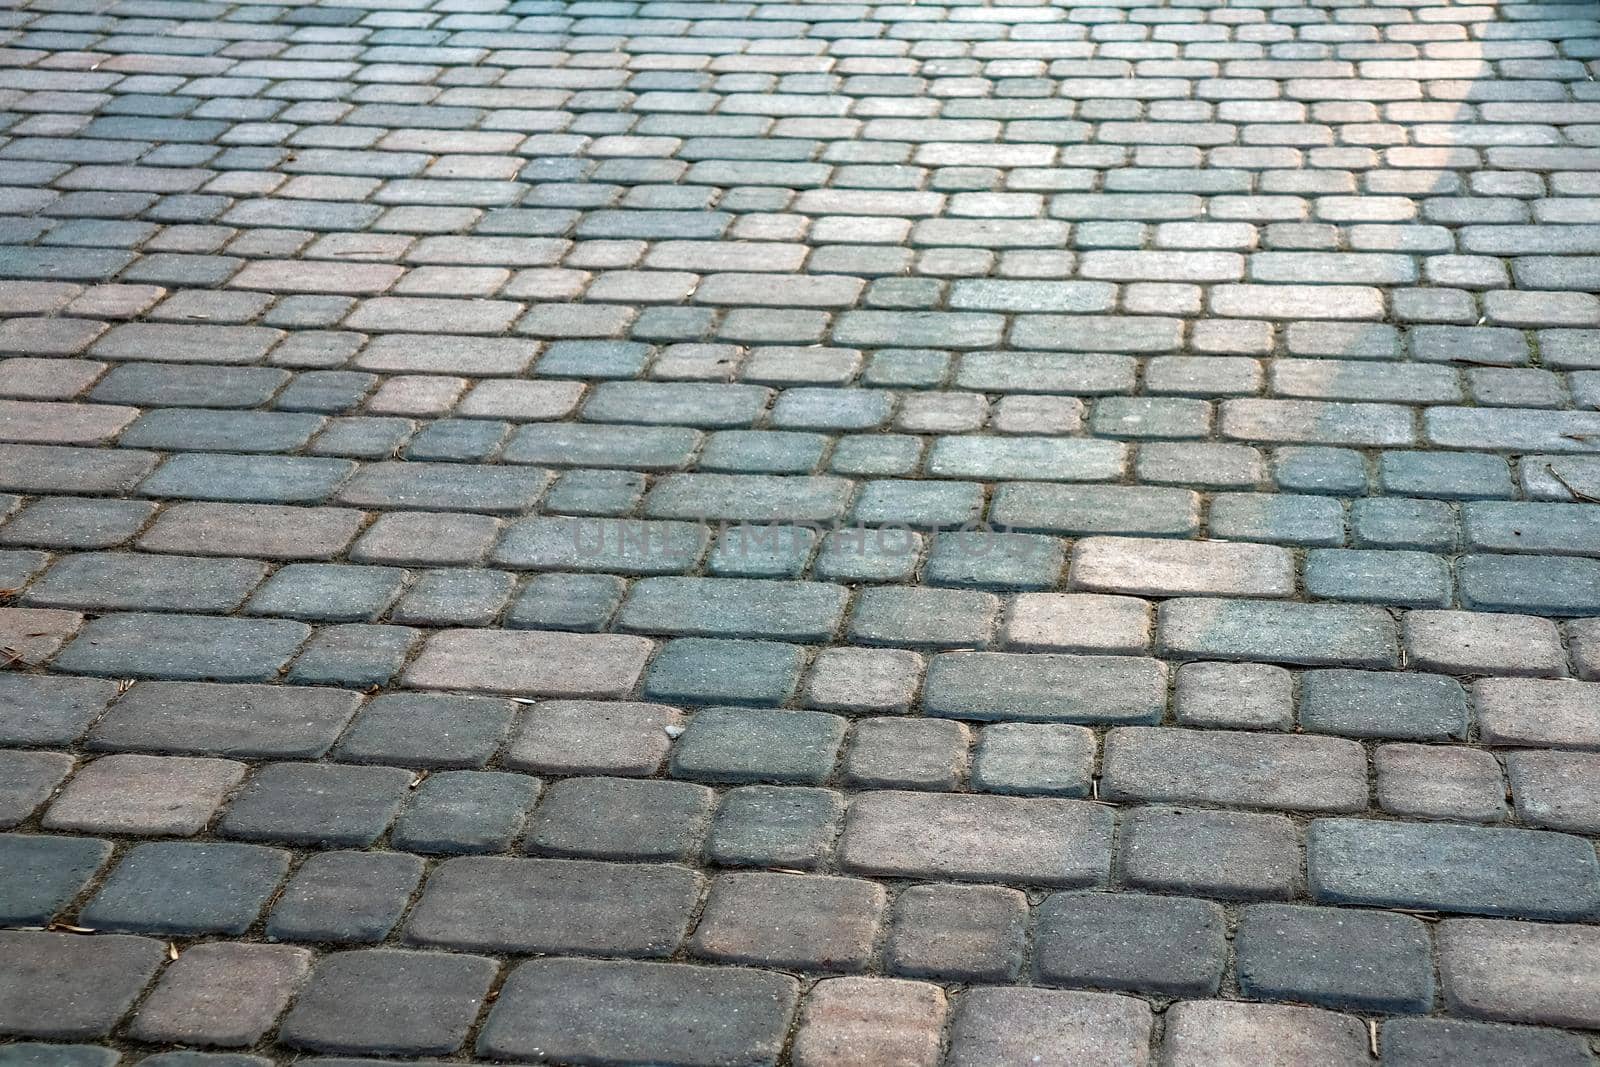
<box><xmin>478</xmin><ymin>959</ymin><xmax>799</xmax><ymax>1065</ymax></box>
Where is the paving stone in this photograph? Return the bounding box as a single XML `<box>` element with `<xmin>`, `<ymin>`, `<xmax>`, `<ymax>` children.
<box><xmin>334</xmin><ymin>692</ymin><xmax>512</xmax><ymax>770</ymax></box>
<box><xmin>280</xmin><ymin>950</ymin><xmax>496</xmax><ymax>1056</ymax></box>
<box><xmin>1035</xmin><ymin>892</ymin><xmax>1227</xmax><ymax>997</ymax></box>
<box><xmin>1505</xmin><ymin>750</ymin><xmax>1600</xmax><ymax>834</ymax></box>
<box><xmin>219</xmin><ymin>763</ymin><xmax>413</xmax><ymax>848</ymax></box>
<box><xmin>266</xmin><ymin>851</ymin><xmax>424</xmax><ymax>944</ymax></box>
<box><xmin>88</xmin><ymin>681</ymin><xmax>361</xmax><ymax>759</ymax></box>
<box><xmin>690</xmin><ymin>872</ymin><xmax>885</xmax><ymax>971</ymax></box>
<box><xmin>1305</xmin><ymin>548</ymin><xmax>1453</xmax><ymax>608</ymax></box>
<box><xmin>405</xmin><ymin>856</ymin><xmax>702</xmax><ymax>957</ymax></box>
<box><xmin>140</xmin><ymin>503</ymin><xmax>364</xmax><ymax>561</ymax></box>
<box><xmin>1376</xmin><ymin>744</ymin><xmax>1507</xmax><ymax>823</ymax></box>
<box><xmin>25</xmin><ymin>552</ymin><xmax>267</xmax><ymax>614</ymax></box>
<box><xmin>621</xmin><ymin>576</ymin><xmax>846</xmax><ymax>641</ymax></box>
<box><xmin>923</xmin><ymin>651</ymin><xmax>1166</xmax><ymax>724</ymax></box>
<box><xmin>885</xmin><ymin>883</ymin><xmax>1028</xmax><ymax>982</ymax></box>
<box><xmin>1159</xmin><ymin>598</ymin><xmax>1399</xmax><ymax>668</ymax></box>
<box><xmin>1174</xmin><ymin>661</ymin><xmax>1294</xmax><ymax>730</ymax></box>
<box><xmin>527</xmin><ymin>776</ymin><xmax>711</xmax><ymax>862</ymax></box>
<box><xmin>1404</xmin><ymin>610</ymin><xmax>1567</xmax><ymax>677</ymax></box>
<box><xmin>129</xmin><ymin>942</ymin><xmax>312</xmax><ymax>1048</ymax></box>
<box><xmin>1298</xmin><ymin>668</ymin><xmax>1469</xmax><ymax>740</ymax></box>
<box><xmin>504</xmin><ymin>700</ymin><xmax>680</xmax><ymax>777</ymax></box>
<box><xmin>0</xmin><ymin>931</ymin><xmax>166</xmax><ymax>1040</ymax></box>
<box><xmin>1103</xmin><ymin>726</ymin><xmax>1366</xmax><ymax>813</ymax></box>
<box><xmin>392</xmin><ymin>770</ymin><xmax>542</xmax><ymax>855</ymax></box>
<box><xmin>1163</xmin><ymin>1000</ymin><xmax>1371</xmax><ymax>1067</ymax></box>
<box><xmin>1476</xmin><ymin>677</ymin><xmax>1600</xmax><ymax>748</ymax></box>
<box><xmin>1235</xmin><ymin>903</ymin><xmax>1434</xmax><ymax>1013</ymax></box>
<box><xmin>504</xmin><ymin>572</ymin><xmax>625</xmax><ymax>632</ymax></box>
<box><xmin>670</xmin><ymin>706</ymin><xmax>846</xmax><ymax>785</ymax></box>
<box><xmin>285</xmin><ymin>624</ymin><xmax>418</xmax><ymax>688</ymax></box>
<box><xmin>969</xmin><ymin>722</ymin><xmax>1095</xmax><ymax>798</ymax></box>
<box><xmin>477</xmin><ymin>959</ymin><xmax>798</xmax><ymax>1065</ymax></box>
<box><xmin>1118</xmin><ymin>807</ymin><xmax>1303</xmax><ymax>901</ymax></box>
<box><xmin>643</xmin><ymin>633</ymin><xmax>806</xmax><ymax>710</ymax></box>
<box><xmin>945</xmin><ymin>988</ymin><xmax>1153</xmax><ymax>1067</ymax></box>
<box><xmin>80</xmin><ymin>841</ymin><xmax>289</xmax><ymax>936</ymax></box>
<box><xmin>0</xmin><ymin>750</ymin><xmax>74</xmax><ymax>828</ymax></box>
<box><xmin>705</xmin><ymin>785</ymin><xmax>844</xmax><ymax>871</ymax></box>
<box><xmin>53</xmin><ymin>612</ymin><xmax>312</xmax><ymax>683</ymax></box>
<box><xmin>1380</xmin><ymin>1018</ymin><xmax>1595</xmax><ymax>1067</ymax></box>
<box><xmin>1069</xmin><ymin>535</ymin><xmax>1293</xmax><ymax>598</ymax></box>
<box><xmin>43</xmin><ymin>754</ymin><xmax>245</xmax><ymax>836</ymax></box>
<box><xmin>403</xmin><ymin>629</ymin><xmax>652</xmax><ymax>697</ymax></box>
<box><xmin>0</xmin><ymin>834</ymin><xmax>112</xmax><ymax>926</ymax></box>
<box><xmin>839</xmin><ymin>790</ymin><xmax>1112</xmax><ymax>887</ymax></box>
<box><xmin>792</xmin><ymin>978</ymin><xmax>946</xmax><ymax>1067</ymax></box>
<box><xmin>1308</xmin><ymin>818</ymin><xmax>1600</xmax><ymax>920</ymax></box>
<box><xmin>798</xmin><ymin>646</ymin><xmax>918</xmax><ymax>712</ymax></box>
<box><xmin>0</xmin><ymin>1045</ymin><xmax>120</xmax><ymax>1067</ymax></box>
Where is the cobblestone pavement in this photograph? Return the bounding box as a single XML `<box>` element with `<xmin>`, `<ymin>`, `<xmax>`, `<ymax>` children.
<box><xmin>5</xmin><ymin>0</ymin><xmax>1600</xmax><ymax>1061</ymax></box>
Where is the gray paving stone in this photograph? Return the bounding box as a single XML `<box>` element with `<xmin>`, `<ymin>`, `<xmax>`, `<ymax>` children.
<box><xmin>886</xmin><ymin>883</ymin><xmax>1028</xmax><ymax>983</ymax></box>
<box><xmin>405</xmin><ymin>856</ymin><xmax>702</xmax><ymax>957</ymax></box>
<box><xmin>334</xmin><ymin>693</ymin><xmax>512</xmax><ymax>770</ymax></box>
<box><xmin>1381</xmin><ymin>1018</ymin><xmax>1595</xmax><ymax>1067</ymax></box>
<box><xmin>706</xmin><ymin>786</ymin><xmax>843</xmax><ymax>871</ymax></box>
<box><xmin>219</xmin><ymin>763</ymin><xmax>413</xmax><ymax>848</ymax></box>
<box><xmin>643</xmin><ymin>639</ymin><xmax>806</xmax><ymax>703</ymax></box>
<box><xmin>945</xmin><ymin>988</ymin><xmax>1152</xmax><ymax>1067</ymax></box>
<box><xmin>280</xmin><ymin>950</ymin><xmax>496</xmax><ymax>1056</ymax></box>
<box><xmin>0</xmin><ymin>834</ymin><xmax>112</xmax><ymax>926</ymax></box>
<box><xmin>267</xmin><ymin>851</ymin><xmax>424</xmax><ymax>944</ymax></box>
<box><xmin>1308</xmin><ymin>818</ymin><xmax>1600</xmax><ymax>920</ymax></box>
<box><xmin>477</xmin><ymin>959</ymin><xmax>798</xmax><ymax>1065</ymax></box>
<box><xmin>1035</xmin><ymin>892</ymin><xmax>1226</xmax><ymax>997</ymax></box>
<box><xmin>53</xmin><ymin>612</ymin><xmax>312</xmax><ymax>682</ymax></box>
<box><xmin>0</xmin><ymin>750</ymin><xmax>75</xmax><ymax>826</ymax></box>
<box><xmin>88</xmin><ymin>681</ymin><xmax>361</xmax><ymax>759</ymax></box>
<box><xmin>1159</xmin><ymin>598</ymin><xmax>1399</xmax><ymax>667</ymax></box>
<box><xmin>0</xmin><ymin>1045</ymin><xmax>120</xmax><ymax>1067</ymax></box>
<box><xmin>1118</xmin><ymin>807</ymin><xmax>1303</xmax><ymax>901</ymax></box>
<box><xmin>80</xmin><ymin>841</ymin><xmax>289</xmax><ymax>936</ymax></box>
<box><xmin>923</xmin><ymin>651</ymin><xmax>1166</xmax><ymax>724</ymax></box>
<box><xmin>1236</xmin><ymin>903</ymin><xmax>1434</xmax><ymax>1013</ymax></box>
<box><xmin>1103</xmin><ymin>726</ymin><xmax>1367</xmax><ymax>812</ymax></box>
<box><xmin>1298</xmin><ymin>668</ymin><xmax>1469</xmax><ymax>740</ymax></box>
<box><xmin>0</xmin><ymin>931</ymin><xmax>165</xmax><ymax>1040</ymax></box>
<box><xmin>670</xmin><ymin>706</ymin><xmax>846</xmax><ymax>785</ymax></box>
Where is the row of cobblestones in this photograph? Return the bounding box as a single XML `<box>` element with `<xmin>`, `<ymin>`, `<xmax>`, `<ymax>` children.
<box><xmin>6</xmin><ymin>0</ymin><xmax>1600</xmax><ymax>1060</ymax></box>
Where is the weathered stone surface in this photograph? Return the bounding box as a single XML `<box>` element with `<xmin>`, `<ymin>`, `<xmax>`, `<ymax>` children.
<box><xmin>1102</xmin><ymin>727</ymin><xmax>1368</xmax><ymax>812</ymax></box>
<box><xmin>478</xmin><ymin>959</ymin><xmax>799</xmax><ymax>1065</ymax></box>
<box><xmin>838</xmin><ymin>791</ymin><xmax>1113</xmax><ymax>887</ymax></box>
<box><xmin>1308</xmin><ymin>818</ymin><xmax>1600</xmax><ymax>920</ymax></box>
<box><xmin>922</xmin><ymin>652</ymin><xmax>1166</xmax><ymax>724</ymax></box>
<box><xmin>402</xmin><ymin>629</ymin><xmax>652</xmax><ymax>697</ymax></box>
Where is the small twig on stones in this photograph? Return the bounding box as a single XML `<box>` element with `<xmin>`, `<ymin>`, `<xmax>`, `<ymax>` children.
<box><xmin>1545</xmin><ymin>464</ymin><xmax>1600</xmax><ymax>504</ymax></box>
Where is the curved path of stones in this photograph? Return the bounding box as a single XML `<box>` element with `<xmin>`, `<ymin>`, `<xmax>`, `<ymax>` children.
<box><xmin>3</xmin><ymin>0</ymin><xmax>1600</xmax><ymax>1062</ymax></box>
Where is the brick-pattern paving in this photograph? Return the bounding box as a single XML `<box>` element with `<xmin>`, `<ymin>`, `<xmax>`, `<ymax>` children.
<box><xmin>2</xmin><ymin>0</ymin><xmax>1600</xmax><ymax>1060</ymax></box>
